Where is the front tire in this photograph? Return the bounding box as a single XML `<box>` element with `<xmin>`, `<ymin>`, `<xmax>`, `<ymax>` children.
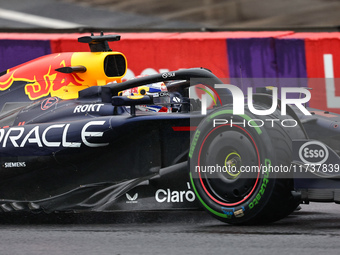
<box><xmin>189</xmin><ymin>104</ymin><xmax>305</xmax><ymax>224</ymax></box>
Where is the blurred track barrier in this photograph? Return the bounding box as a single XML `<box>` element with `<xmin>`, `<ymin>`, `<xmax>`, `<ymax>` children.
<box><xmin>0</xmin><ymin>31</ymin><xmax>340</xmax><ymax>112</ymax></box>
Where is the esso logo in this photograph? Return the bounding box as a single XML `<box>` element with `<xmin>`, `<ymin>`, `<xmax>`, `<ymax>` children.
<box><xmin>299</xmin><ymin>141</ymin><xmax>329</xmax><ymax>164</ymax></box>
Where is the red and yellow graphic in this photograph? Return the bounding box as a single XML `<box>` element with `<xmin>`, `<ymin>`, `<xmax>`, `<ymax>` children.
<box><xmin>0</xmin><ymin>53</ymin><xmax>84</xmax><ymax>100</ymax></box>
<box><xmin>0</xmin><ymin>51</ymin><xmax>127</xmax><ymax>101</ymax></box>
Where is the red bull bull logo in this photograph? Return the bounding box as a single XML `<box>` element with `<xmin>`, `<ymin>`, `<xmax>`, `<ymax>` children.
<box><xmin>0</xmin><ymin>53</ymin><xmax>84</xmax><ymax>100</ymax></box>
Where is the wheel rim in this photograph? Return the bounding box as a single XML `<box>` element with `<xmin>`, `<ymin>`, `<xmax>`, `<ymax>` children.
<box><xmin>196</xmin><ymin>124</ymin><xmax>261</xmax><ymax>206</ymax></box>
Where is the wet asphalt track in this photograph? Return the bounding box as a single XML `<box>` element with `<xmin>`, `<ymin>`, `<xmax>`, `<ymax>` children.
<box><xmin>1</xmin><ymin>203</ymin><xmax>340</xmax><ymax>255</ymax></box>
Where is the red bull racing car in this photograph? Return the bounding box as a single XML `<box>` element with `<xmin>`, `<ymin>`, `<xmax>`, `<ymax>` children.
<box><xmin>0</xmin><ymin>33</ymin><xmax>339</xmax><ymax>225</ymax></box>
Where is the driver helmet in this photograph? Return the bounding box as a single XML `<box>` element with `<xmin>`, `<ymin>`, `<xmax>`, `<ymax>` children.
<box><xmin>120</xmin><ymin>78</ymin><xmax>171</xmax><ymax>113</ymax></box>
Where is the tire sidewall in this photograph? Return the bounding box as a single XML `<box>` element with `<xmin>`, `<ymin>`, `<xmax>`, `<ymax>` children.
<box><xmin>189</xmin><ymin>106</ymin><xmax>281</xmax><ymax>224</ymax></box>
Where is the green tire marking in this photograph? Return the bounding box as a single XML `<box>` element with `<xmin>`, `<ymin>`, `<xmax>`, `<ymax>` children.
<box><xmin>248</xmin><ymin>158</ymin><xmax>272</xmax><ymax>210</ymax></box>
<box><xmin>265</xmin><ymin>158</ymin><xmax>272</xmax><ymax>169</ymax></box>
<box><xmin>189</xmin><ymin>130</ymin><xmax>200</xmax><ymax>159</ymax></box>
<box><xmin>189</xmin><ymin>172</ymin><xmax>227</xmax><ymax>218</ymax></box>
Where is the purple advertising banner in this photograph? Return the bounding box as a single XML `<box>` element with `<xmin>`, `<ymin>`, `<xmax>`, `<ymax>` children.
<box><xmin>275</xmin><ymin>38</ymin><xmax>307</xmax><ymax>79</ymax></box>
<box><xmin>227</xmin><ymin>37</ymin><xmax>308</xmax><ymax>98</ymax></box>
<box><xmin>227</xmin><ymin>38</ymin><xmax>277</xmax><ymax>79</ymax></box>
<box><xmin>227</xmin><ymin>38</ymin><xmax>277</xmax><ymax>89</ymax></box>
<box><xmin>275</xmin><ymin>38</ymin><xmax>307</xmax><ymax>89</ymax></box>
<box><xmin>0</xmin><ymin>40</ymin><xmax>51</xmax><ymax>71</ymax></box>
